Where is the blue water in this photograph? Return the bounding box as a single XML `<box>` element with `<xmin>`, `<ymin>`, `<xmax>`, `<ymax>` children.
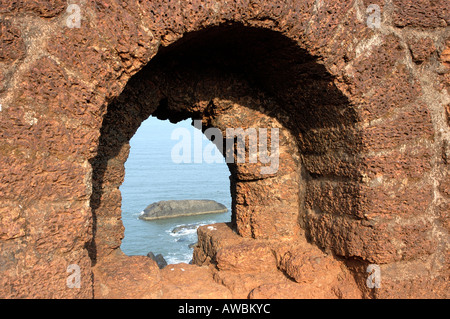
<box><xmin>120</xmin><ymin>117</ymin><xmax>231</xmax><ymax>264</ymax></box>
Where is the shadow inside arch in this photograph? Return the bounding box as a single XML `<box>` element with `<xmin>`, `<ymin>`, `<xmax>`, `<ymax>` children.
<box><xmin>87</xmin><ymin>23</ymin><xmax>359</xmax><ymax>270</ymax></box>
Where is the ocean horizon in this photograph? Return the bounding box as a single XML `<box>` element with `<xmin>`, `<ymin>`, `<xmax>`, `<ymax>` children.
<box><xmin>119</xmin><ymin>116</ymin><xmax>232</xmax><ymax>264</ymax></box>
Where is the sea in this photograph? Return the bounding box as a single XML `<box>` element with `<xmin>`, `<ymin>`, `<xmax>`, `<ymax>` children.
<box><xmin>119</xmin><ymin>116</ymin><xmax>232</xmax><ymax>264</ymax></box>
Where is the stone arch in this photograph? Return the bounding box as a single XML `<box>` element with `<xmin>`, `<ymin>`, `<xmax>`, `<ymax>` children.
<box><xmin>0</xmin><ymin>0</ymin><xmax>448</xmax><ymax>299</ymax></box>
<box><xmin>89</xmin><ymin>23</ymin><xmax>365</xmax><ymax>298</ymax></box>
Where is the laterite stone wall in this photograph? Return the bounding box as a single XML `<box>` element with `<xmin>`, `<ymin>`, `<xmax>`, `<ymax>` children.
<box><xmin>0</xmin><ymin>0</ymin><xmax>448</xmax><ymax>298</ymax></box>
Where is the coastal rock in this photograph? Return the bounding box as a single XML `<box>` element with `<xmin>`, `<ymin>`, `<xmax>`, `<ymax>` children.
<box><xmin>147</xmin><ymin>252</ymin><xmax>168</xmax><ymax>269</ymax></box>
<box><xmin>160</xmin><ymin>263</ymin><xmax>232</xmax><ymax>299</ymax></box>
<box><xmin>139</xmin><ymin>200</ymin><xmax>228</xmax><ymax>221</ymax></box>
<box><xmin>172</xmin><ymin>224</ymin><xmax>199</xmax><ymax>234</ymax></box>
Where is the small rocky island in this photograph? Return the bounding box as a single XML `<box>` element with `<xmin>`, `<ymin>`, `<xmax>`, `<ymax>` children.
<box><xmin>139</xmin><ymin>199</ymin><xmax>228</xmax><ymax>221</ymax></box>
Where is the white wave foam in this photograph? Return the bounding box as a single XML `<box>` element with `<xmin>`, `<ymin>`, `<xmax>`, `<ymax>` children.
<box><xmin>165</xmin><ymin>252</ymin><xmax>193</xmax><ymax>265</ymax></box>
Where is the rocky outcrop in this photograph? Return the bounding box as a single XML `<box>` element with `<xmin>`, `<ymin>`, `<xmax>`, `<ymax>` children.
<box><xmin>139</xmin><ymin>200</ymin><xmax>228</xmax><ymax>220</ymax></box>
<box><xmin>92</xmin><ymin>223</ymin><xmax>363</xmax><ymax>299</ymax></box>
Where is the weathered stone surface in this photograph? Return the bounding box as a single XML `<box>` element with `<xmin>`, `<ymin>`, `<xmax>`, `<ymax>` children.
<box><xmin>0</xmin><ymin>0</ymin><xmax>66</xmax><ymax>17</ymax></box>
<box><xmin>441</xmin><ymin>44</ymin><xmax>450</xmax><ymax>69</ymax></box>
<box><xmin>213</xmin><ymin>270</ymin><xmax>291</xmax><ymax>299</ymax></box>
<box><xmin>0</xmin><ymin>0</ymin><xmax>448</xmax><ymax>299</ymax></box>
<box><xmin>193</xmin><ymin>223</ymin><xmax>362</xmax><ymax>299</ymax></box>
<box><xmin>392</xmin><ymin>0</ymin><xmax>450</xmax><ymax>28</ymax></box>
<box><xmin>0</xmin><ymin>20</ymin><xmax>26</xmax><ymax>63</ymax></box>
<box><xmin>408</xmin><ymin>37</ymin><xmax>437</xmax><ymax>64</ymax></box>
<box><xmin>171</xmin><ymin>224</ymin><xmax>199</xmax><ymax>234</ymax></box>
<box><xmin>147</xmin><ymin>252</ymin><xmax>168</xmax><ymax>269</ymax></box>
<box><xmin>93</xmin><ymin>253</ymin><xmax>162</xmax><ymax>299</ymax></box>
<box><xmin>438</xmin><ymin>202</ymin><xmax>450</xmax><ymax>232</ymax></box>
<box><xmin>160</xmin><ymin>263</ymin><xmax>232</xmax><ymax>299</ymax></box>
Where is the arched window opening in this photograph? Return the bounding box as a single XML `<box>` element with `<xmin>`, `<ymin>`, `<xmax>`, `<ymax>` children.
<box><xmin>120</xmin><ymin>117</ymin><xmax>231</xmax><ymax>265</ymax></box>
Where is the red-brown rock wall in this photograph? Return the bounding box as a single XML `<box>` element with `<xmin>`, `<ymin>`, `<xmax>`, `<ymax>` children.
<box><xmin>0</xmin><ymin>0</ymin><xmax>448</xmax><ymax>298</ymax></box>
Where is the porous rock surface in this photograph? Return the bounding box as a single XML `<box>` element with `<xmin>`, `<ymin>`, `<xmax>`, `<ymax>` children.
<box><xmin>0</xmin><ymin>0</ymin><xmax>449</xmax><ymax>299</ymax></box>
<box><xmin>139</xmin><ymin>200</ymin><xmax>228</xmax><ymax>220</ymax></box>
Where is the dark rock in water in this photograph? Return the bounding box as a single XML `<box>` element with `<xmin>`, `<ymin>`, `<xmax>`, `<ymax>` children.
<box><xmin>171</xmin><ymin>223</ymin><xmax>199</xmax><ymax>234</ymax></box>
<box><xmin>147</xmin><ymin>252</ymin><xmax>168</xmax><ymax>269</ymax></box>
<box><xmin>188</xmin><ymin>242</ymin><xmax>198</xmax><ymax>249</ymax></box>
<box><xmin>139</xmin><ymin>200</ymin><xmax>228</xmax><ymax>221</ymax></box>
